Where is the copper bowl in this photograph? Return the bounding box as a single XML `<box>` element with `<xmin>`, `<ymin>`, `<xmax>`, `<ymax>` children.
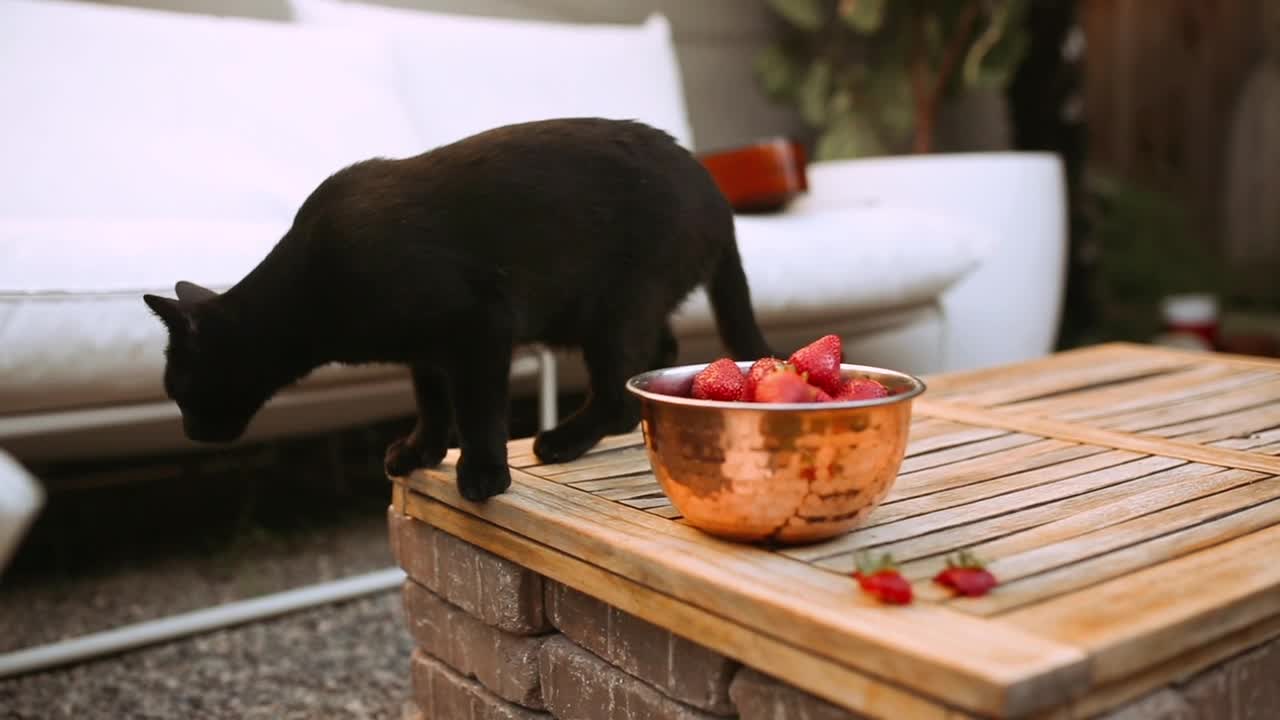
<box><xmin>625</xmin><ymin>363</ymin><xmax>925</xmax><ymax>545</ymax></box>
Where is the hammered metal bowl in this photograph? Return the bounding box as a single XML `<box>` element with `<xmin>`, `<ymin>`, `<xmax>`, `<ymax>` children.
<box><xmin>626</xmin><ymin>363</ymin><xmax>925</xmax><ymax>545</ymax></box>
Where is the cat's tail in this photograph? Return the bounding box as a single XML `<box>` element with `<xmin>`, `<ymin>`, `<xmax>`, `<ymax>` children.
<box><xmin>707</xmin><ymin>240</ymin><xmax>776</xmax><ymax>360</ymax></box>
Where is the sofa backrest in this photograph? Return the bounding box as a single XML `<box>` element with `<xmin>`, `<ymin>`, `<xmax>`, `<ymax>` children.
<box><xmin>290</xmin><ymin>0</ymin><xmax>696</xmax><ymax>151</ymax></box>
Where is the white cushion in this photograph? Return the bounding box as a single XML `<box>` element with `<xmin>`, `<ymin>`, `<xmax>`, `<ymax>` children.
<box><xmin>0</xmin><ymin>206</ymin><xmax>985</xmax><ymax>415</ymax></box>
<box><xmin>0</xmin><ymin>218</ymin><xmax>405</xmax><ymax>415</ymax></box>
<box><xmin>289</xmin><ymin>0</ymin><xmax>696</xmax><ymax>150</ymax></box>
<box><xmin>0</xmin><ymin>0</ymin><xmax>424</xmax><ymax>222</ymax></box>
<box><xmin>671</xmin><ymin>206</ymin><xmax>990</xmax><ymax>337</ymax></box>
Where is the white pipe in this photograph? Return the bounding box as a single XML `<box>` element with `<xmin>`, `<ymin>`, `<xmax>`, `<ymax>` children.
<box><xmin>0</xmin><ymin>567</ymin><xmax>406</xmax><ymax>679</ymax></box>
<box><xmin>535</xmin><ymin>345</ymin><xmax>558</xmax><ymax>431</ymax></box>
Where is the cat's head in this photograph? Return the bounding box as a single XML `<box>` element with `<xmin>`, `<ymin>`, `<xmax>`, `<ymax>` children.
<box><xmin>143</xmin><ymin>281</ymin><xmax>271</xmax><ymax>444</ymax></box>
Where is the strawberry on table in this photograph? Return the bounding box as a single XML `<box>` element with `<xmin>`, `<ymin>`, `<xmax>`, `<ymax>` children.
<box><xmin>743</xmin><ymin>357</ymin><xmax>787</xmax><ymax>401</ymax></box>
<box><xmin>852</xmin><ymin>552</ymin><xmax>913</xmax><ymax>605</ymax></box>
<box><xmin>788</xmin><ymin>334</ymin><xmax>844</xmax><ymax>395</ymax></box>
<box><xmin>753</xmin><ymin>369</ymin><xmax>831</xmax><ymax>403</ymax></box>
<box><xmin>933</xmin><ymin>550</ymin><xmax>998</xmax><ymax>597</ymax></box>
<box><xmin>834</xmin><ymin>377</ymin><xmax>889</xmax><ymax>401</ymax></box>
<box><xmin>691</xmin><ymin>357</ymin><xmax>746</xmax><ymax>401</ymax></box>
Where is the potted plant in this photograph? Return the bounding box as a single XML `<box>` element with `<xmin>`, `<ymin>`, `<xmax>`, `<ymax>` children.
<box><xmin>755</xmin><ymin>0</ymin><xmax>1030</xmax><ymax>159</ymax></box>
<box><xmin>750</xmin><ymin>0</ymin><xmax>1070</xmax><ymax>373</ymax></box>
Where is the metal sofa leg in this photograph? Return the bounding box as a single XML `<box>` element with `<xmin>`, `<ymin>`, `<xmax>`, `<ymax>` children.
<box><xmin>533</xmin><ymin>345</ymin><xmax>558</xmax><ymax>432</ymax></box>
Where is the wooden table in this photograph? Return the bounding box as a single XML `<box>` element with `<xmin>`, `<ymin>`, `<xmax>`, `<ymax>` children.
<box><xmin>390</xmin><ymin>343</ymin><xmax>1280</xmax><ymax>719</ymax></box>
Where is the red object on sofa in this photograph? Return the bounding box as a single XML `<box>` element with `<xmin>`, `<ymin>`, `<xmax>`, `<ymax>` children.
<box><xmin>698</xmin><ymin>137</ymin><xmax>808</xmax><ymax>214</ymax></box>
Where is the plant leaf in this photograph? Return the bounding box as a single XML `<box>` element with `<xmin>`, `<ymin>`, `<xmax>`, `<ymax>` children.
<box><xmin>815</xmin><ymin>112</ymin><xmax>885</xmax><ymax>160</ymax></box>
<box><xmin>797</xmin><ymin>60</ymin><xmax>833</xmax><ymax>126</ymax></box>
<box><xmin>839</xmin><ymin>0</ymin><xmax>885</xmax><ymax>34</ymax></box>
<box><xmin>767</xmin><ymin>0</ymin><xmax>825</xmax><ymax>31</ymax></box>
<box><xmin>754</xmin><ymin>43</ymin><xmax>802</xmax><ymax>101</ymax></box>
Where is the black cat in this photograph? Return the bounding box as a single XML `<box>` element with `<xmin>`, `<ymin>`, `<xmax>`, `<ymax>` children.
<box><xmin>144</xmin><ymin>118</ymin><xmax>773</xmax><ymax>501</ymax></box>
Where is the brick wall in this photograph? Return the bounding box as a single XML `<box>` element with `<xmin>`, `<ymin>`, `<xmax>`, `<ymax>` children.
<box><xmin>389</xmin><ymin>507</ymin><xmax>1280</xmax><ymax>720</ymax></box>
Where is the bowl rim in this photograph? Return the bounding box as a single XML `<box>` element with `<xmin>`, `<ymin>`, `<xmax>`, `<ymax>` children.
<box><xmin>625</xmin><ymin>361</ymin><xmax>927</xmax><ymax>411</ymax></box>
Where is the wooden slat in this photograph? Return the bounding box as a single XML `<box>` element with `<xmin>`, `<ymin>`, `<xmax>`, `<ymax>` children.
<box><xmin>797</xmin><ymin>456</ymin><xmax>1189</xmax><ymax>568</ymax></box>
<box><xmin>1004</xmin><ymin>522</ymin><xmax>1280</xmax><ymax>685</ymax></box>
<box><xmin>898</xmin><ymin>433</ymin><xmax>1041</xmax><ymax>473</ymax></box>
<box><xmin>810</xmin><ymin>457</ymin><xmax>1194</xmax><ymax>573</ymax></box>
<box><xmin>942</xmin><ymin>355</ymin><xmax>1193</xmax><ymax>407</ymax></box>
<box><xmin>1211</xmin><ymin>426</ymin><xmax>1280</xmax><ymax>450</ymax></box>
<box><xmin>1004</xmin><ymin>364</ymin><xmax>1264</xmax><ymax>418</ymax></box>
<box><xmin>922</xmin><ymin>343</ymin><xmax>1148</xmax><ymax>396</ymax></box>
<box><xmin>400</xmin><ymin>492</ymin><xmax>970</xmax><ymax>720</ymax></box>
<box><xmin>956</xmin><ymin>495</ymin><xmax>1280</xmax><ymax>616</ymax></box>
<box><xmin>1034</xmin><ymin>613</ymin><xmax>1280</xmax><ymax>719</ymax></box>
<box><xmin>961</xmin><ymin>473</ymin><xmax>1280</xmax><ymax>588</ymax></box>
<box><xmin>915</xmin><ymin>399</ymin><xmax>1280</xmax><ymax>475</ymax></box>
<box><xmin>1095</xmin><ymin>377</ymin><xmax>1280</xmax><ymax>432</ymax></box>
<box><xmin>399</xmin><ymin>465</ymin><xmax>1089</xmax><ymax>717</ymax></box>
<box><xmin>891</xmin><ymin>441</ymin><xmax>1104</xmax><ymax>502</ymax></box>
<box><xmin>538</xmin><ymin>454</ymin><xmax>654</xmax><ymax>484</ymax></box>
<box><xmin>905</xmin><ymin>423</ymin><xmax>1009</xmax><ymax>457</ymax></box>
<box><xmin>1148</xmin><ymin>402</ymin><xmax>1280</xmax><ymax>444</ymax></box>
<box><xmin>906</xmin><ymin>467</ymin><xmax>1266</xmax><ymax>586</ymax></box>
<box><xmin>1116</xmin><ymin>342</ymin><xmax>1280</xmax><ymax>373</ymax></box>
<box><xmin>507</xmin><ymin>432</ymin><xmax>644</xmax><ymax>468</ymax></box>
<box><xmin>569</xmin><ymin>472</ymin><xmax>659</xmax><ymax>493</ymax></box>
<box><xmin>867</xmin><ymin>451</ymin><xmax>1158</xmax><ymax>529</ymax></box>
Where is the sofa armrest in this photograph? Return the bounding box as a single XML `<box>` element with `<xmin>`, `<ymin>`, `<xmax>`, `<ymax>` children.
<box><xmin>796</xmin><ymin>153</ymin><xmax>1067</xmax><ymax>371</ymax></box>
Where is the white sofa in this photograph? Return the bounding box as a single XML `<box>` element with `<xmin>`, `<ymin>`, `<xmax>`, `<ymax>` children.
<box><xmin>0</xmin><ymin>0</ymin><xmax>1066</xmax><ymax>463</ymax></box>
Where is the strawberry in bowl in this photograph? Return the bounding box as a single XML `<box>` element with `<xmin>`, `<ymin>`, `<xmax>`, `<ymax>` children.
<box><xmin>625</xmin><ymin>335</ymin><xmax>925</xmax><ymax>544</ymax></box>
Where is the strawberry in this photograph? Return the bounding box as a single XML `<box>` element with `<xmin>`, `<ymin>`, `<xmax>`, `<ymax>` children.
<box><xmin>933</xmin><ymin>550</ymin><xmax>998</xmax><ymax>597</ymax></box>
<box><xmin>691</xmin><ymin>358</ymin><xmax>746</xmax><ymax>401</ymax></box>
<box><xmin>743</xmin><ymin>357</ymin><xmax>787</xmax><ymax>401</ymax></box>
<box><xmin>852</xmin><ymin>552</ymin><xmax>913</xmax><ymax>605</ymax></box>
<box><xmin>788</xmin><ymin>334</ymin><xmax>844</xmax><ymax>394</ymax></box>
<box><xmin>834</xmin><ymin>377</ymin><xmax>889</xmax><ymax>401</ymax></box>
<box><xmin>753</xmin><ymin>370</ymin><xmax>831</xmax><ymax>403</ymax></box>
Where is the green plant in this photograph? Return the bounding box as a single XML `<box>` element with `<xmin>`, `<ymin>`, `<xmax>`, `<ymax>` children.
<box><xmin>756</xmin><ymin>0</ymin><xmax>1030</xmax><ymax>160</ymax></box>
<box><xmin>1083</xmin><ymin>172</ymin><xmax>1226</xmax><ymax>343</ymax></box>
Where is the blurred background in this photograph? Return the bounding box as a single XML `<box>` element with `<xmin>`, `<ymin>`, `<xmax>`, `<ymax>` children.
<box><xmin>1</xmin><ymin>1</ymin><xmax>1277</xmax><ymax>718</ymax></box>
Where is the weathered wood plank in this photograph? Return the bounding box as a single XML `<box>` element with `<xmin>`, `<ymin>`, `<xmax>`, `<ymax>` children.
<box><xmin>811</xmin><ymin>457</ymin><xmax>1194</xmax><ymax>573</ymax></box>
<box><xmin>1096</xmin><ymin>377</ymin><xmax>1280</xmax><ymax>432</ymax></box>
<box><xmin>898</xmin><ymin>433</ymin><xmax>1042</xmax><ymax>474</ymax></box>
<box><xmin>796</xmin><ymin>456</ymin><xmax>1190</xmax><ymax>568</ymax></box>
<box><xmin>1034</xmin><ymin>613</ymin><xmax>1280</xmax><ymax>719</ymax></box>
<box><xmin>1005</xmin><ymin>364</ymin><xmax>1264</xmax><ymax>418</ymax></box>
<box><xmin>400</xmin><ymin>491</ymin><xmax>970</xmax><ymax>720</ymax></box>
<box><xmin>1004</xmin><ymin>521</ymin><xmax>1280</xmax><ymax>685</ymax></box>
<box><xmin>905</xmin><ymin>467</ymin><xmax>1264</xmax><ymax>585</ymax></box>
<box><xmin>915</xmin><ymin>399</ymin><xmax>1280</xmax><ymax>475</ymax></box>
<box><xmin>953</xmin><ymin>495</ymin><xmax>1280</xmax><ymax>616</ymax></box>
<box><xmin>892</xmin><ymin>441</ymin><xmax>1104</xmax><ymax>502</ymax></box>
<box><xmin>399</xmin><ymin>465</ymin><xmax>1089</xmax><ymax>717</ymax></box>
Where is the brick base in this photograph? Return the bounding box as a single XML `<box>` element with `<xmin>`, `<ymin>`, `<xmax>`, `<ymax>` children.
<box><xmin>539</xmin><ymin>635</ymin><xmax>722</xmax><ymax>720</ymax></box>
<box><xmin>392</xmin><ymin>507</ymin><xmax>1280</xmax><ymax>720</ymax></box>
<box><xmin>411</xmin><ymin>650</ymin><xmax>550</xmax><ymax>720</ymax></box>
<box><xmin>390</xmin><ymin>507</ymin><xmax>549</xmax><ymax>635</ymax></box>
<box><xmin>403</xmin><ymin>580</ymin><xmax>547</xmax><ymax>709</ymax></box>
<box><xmin>545</xmin><ymin>581</ymin><xmax>736</xmax><ymax>715</ymax></box>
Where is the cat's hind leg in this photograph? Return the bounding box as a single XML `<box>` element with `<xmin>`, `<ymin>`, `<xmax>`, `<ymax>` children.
<box><xmin>384</xmin><ymin>364</ymin><xmax>453</xmax><ymax>477</ymax></box>
<box><xmin>533</xmin><ymin>317</ymin><xmax>662</xmax><ymax>464</ymax></box>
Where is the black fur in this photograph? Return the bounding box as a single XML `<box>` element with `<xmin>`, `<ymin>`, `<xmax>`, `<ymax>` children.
<box><xmin>144</xmin><ymin>118</ymin><xmax>773</xmax><ymax>501</ymax></box>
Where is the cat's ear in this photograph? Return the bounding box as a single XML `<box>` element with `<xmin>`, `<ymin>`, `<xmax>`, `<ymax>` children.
<box><xmin>174</xmin><ymin>281</ymin><xmax>219</xmax><ymax>304</ymax></box>
<box><xmin>144</xmin><ymin>294</ymin><xmax>193</xmax><ymax>335</ymax></box>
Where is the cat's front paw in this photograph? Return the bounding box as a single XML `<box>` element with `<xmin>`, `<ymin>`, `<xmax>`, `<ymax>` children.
<box><xmin>533</xmin><ymin>424</ymin><xmax>603</xmax><ymax>464</ymax></box>
<box><xmin>456</xmin><ymin>456</ymin><xmax>512</xmax><ymax>501</ymax></box>
<box><xmin>384</xmin><ymin>435</ymin><xmax>447</xmax><ymax>477</ymax></box>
